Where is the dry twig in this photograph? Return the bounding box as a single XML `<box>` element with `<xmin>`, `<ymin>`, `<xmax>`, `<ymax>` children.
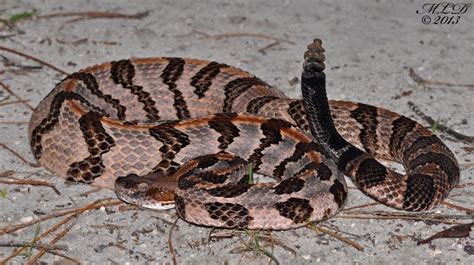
<box><xmin>442</xmin><ymin>200</ymin><xmax>473</xmax><ymax>214</ymax></box>
<box><xmin>1</xmin><ymin>198</ymin><xmax>121</xmax><ymax>263</ymax></box>
<box><xmin>0</xmin><ymin>243</ymin><xmax>79</xmax><ymax>264</ymax></box>
<box><xmin>342</xmin><ymin>202</ymin><xmax>379</xmax><ymax>212</ymax></box>
<box><xmin>0</xmin><ymin>176</ymin><xmax>60</xmax><ymax>195</ymax></box>
<box><xmin>193</xmin><ymin>30</ymin><xmax>295</xmax><ymax>44</ymax></box>
<box><xmin>0</xmin><ymin>121</ymin><xmax>29</xmax><ymax>125</ymax></box>
<box><xmin>0</xmin><ymin>143</ymin><xmax>37</xmax><ymax>166</ymax></box>
<box><xmin>26</xmin><ymin>218</ymin><xmax>78</xmax><ymax>264</ymax></box>
<box><xmin>337</xmin><ymin>210</ymin><xmax>470</xmax><ymax>225</ymax></box>
<box><xmin>257</xmin><ymin>41</ymin><xmax>282</xmax><ymax>54</ymax></box>
<box><xmin>456</xmin><ymin>182</ymin><xmax>474</xmax><ymax>188</ymax></box>
<box><xmin>407</xmin><ymin>101</ymin><xmax>474</xmax><ymax>143</ymax></box>
<box><xmin>0</xmin><ymin>99</ymin><xmax>31</xmax><ymax>107</ymax></box>
<box><xmin>0</xmin><ymin>198</ymin><xmax>122</xmax><ymax>236</ymax></box>
<box><xmin>0</xmin><ymin>81</ymin><xmax>35</xmax><ymax>111</ymax></box>
<box><xmin>37</xmin><ymin>11</ymin><xmax>149</xmax><ymax>21</ymax></box>
<box><xmin>0</xmin><ymin>45</ymin><xmax>68</xmax><ymax>75</ymax></box>
<box><xmin>409</xmin><ymin>68</ymin><xmax>474</xmax><ymax>89</ymax></box>
<box><xmin>306</xmin><ymin>224</ymin><xmax>364</xmax><ymax>251</ymax></box>
<box><xmin>167</xmin><ymin>217</ymin><xmax>179</xmax><ymax>265</ymax></box>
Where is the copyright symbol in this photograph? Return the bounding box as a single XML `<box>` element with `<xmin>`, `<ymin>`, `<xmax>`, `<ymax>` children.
<box><xmin>421</xmin><ymin>15</ymin><xmax>431</xmax><ymax>24</ymax></box>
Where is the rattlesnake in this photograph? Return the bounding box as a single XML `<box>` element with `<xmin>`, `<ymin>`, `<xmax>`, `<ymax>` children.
<box><xmin>28</xmin><ymin>39</ymin><xmax>460</xmax><ymax>229</ymax></box>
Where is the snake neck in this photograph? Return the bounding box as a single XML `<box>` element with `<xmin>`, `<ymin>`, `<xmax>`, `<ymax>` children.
<box><xmin>301</xmin><ymin>39</ymin><xmax>352</xmax><ymax>162</ymax></box>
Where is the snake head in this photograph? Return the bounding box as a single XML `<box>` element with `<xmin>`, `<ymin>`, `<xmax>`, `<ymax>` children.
<box><xmin>115</xmin><ymin>173</ymin><xmax>176</xmax><ymax>210</ymax></box>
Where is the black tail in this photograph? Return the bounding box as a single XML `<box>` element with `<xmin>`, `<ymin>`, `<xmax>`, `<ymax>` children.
<box><xmin>300</xmin><ymin>39</ymin><xmax>353</xmax><ymax>161</ymax></box>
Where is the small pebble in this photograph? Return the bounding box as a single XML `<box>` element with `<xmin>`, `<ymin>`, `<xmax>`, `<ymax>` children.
<box><xmin>20</xmin><ymin>216</ymin><xmax>33</xmax><ymax>223</ymax></box>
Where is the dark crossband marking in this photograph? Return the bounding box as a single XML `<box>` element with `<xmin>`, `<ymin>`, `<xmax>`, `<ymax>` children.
<box><xmin>246</xmin><ymin>96</ymin><xmax>279</xmax><ymax>114</ymax></box>
<box><xmin>337</xmin><ymin>146</ymin><xmax>364</xmax><ymax>172</ymax></box>
<box><xmin>272</xmin><ymin>142</ymin><xmax>323</xmax><ymax>179</ymax></box>
<box><xmin>389</xmin><ymin>115</ymin><xmax>417</xmax><ymax>158</ymax></box>
<box><xmin>67</xmin><ymin>112</ymin><xmax>115</xmax><ymax>183</ymax></box>
<box><xmin>178</xmin><ymin>170</ymin><xmax>238</xmax><ymax>190</ymax></box>
<box><xmin>190</xmin><ymin>61</ymin><xmax>228</xmax><ymax>98</ymax></box>
<box><xmin>350</xmin><ymin>103</ymin><xmax>379</xmax><ymax>155</ymax></box>
<box><xmin>273</xmin><ymin>178</ymin><xmax>305</xmax><ymax>195</ymax></box>
<box><xmin>208</xmin><ymin>113</ymin><xmax>240</xmax><ymax>149</ymax></box>
<box><xmin>329</xmin><ymin>179</ymin><xmax>346</xmax><ymax>208</ymax></box>
<box><xmin>248</xmin><ymin>118</ymin><xmax>292</xmax><ymax>171</ymax></box>
<box><xmin>354</xmin><ymin>157</ymin><xmax>387</xmax><ymax>189</ymax></box>
<box><xmin>161</xmin><ymin>58</ymin><xmax>190</xmax><ymax>119</ymax></box>
<box><xmin>110</xmin><ymin>60</ymin><xmax>160</xmax><ymax>121</ymax></box>
<box><xmin>30</xmin><ymin>91</ymin><xmax>105</xmax><ymax>160</ymax></box>
<box><xmin>275</xmin><ymin>197</ymin><xmax>313</xmax><ymax>224</ymax></box>
<box><xmin>205</xmin><ymin>202</ymin><xmax>253</xmax><ymax>228</ymax></box>
<box><xmin>403</xmin><ymin>135</ymin><xmax>443</xmax><ymax>161</ymax></box>
<box><xmin>70</xmin><ymin>72</ymin><xmax>126</xmax><ymax>120</ymax></box>
<box><xmin>293</xmin><ymin>162</ymin><xmax>332</xmax><ymax>181</ymax></box>
<box><xmin>287</xmin><ymin>100</ymin><xmax>310</xmax><ymax>131</ymax></box>
<box><xmin>149</xmin><ymin>123</ymin><xmax>191</xmax><ymax>175</ymax></box>
<box><xmin>402</xmin><ymin>174</ymin><xmax>435</xmax><ymax>211</ymax></box>
<box><xmin>206</xmin><ymin>184</ymin><xmax>250</xmax><ymax>198</ymax></box>
<box><xmin>223</xmin><ymin>77</ymin><xmax>267</xmax><ymax>112</ymax></box>
<box><xmin>408</xmin><ymin>152</ymin><xmax>459</xmax><ymax>183</ymax></box>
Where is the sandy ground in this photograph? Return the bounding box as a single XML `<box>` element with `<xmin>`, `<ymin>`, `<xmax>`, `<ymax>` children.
<box><xmin>0</xmin><ymin>0</ymin><xmax>473</xmax><ymax>264</ymax></box>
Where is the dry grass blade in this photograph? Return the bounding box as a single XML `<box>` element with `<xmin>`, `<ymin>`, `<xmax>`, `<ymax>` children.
<box><xmin>306</xmin><ymin>223</ymin><xmax>364</xmax><ymax>251</ymax></box>
<box><xmin>37</xmin><ymin>11</ymin><xmax>149</xmax><ymax>20</ymax></box>
<box><xmin>0</xmin><ymin>242</ymin><xmax>68</xmax><ymax>251</ymax></box>
<box><xmin>442</xmin><ymin>201</ymin><xmax>473</xmax><ymax>214</ymax></box>
<box><xmin>258</xmin><ymin>41</ymin><xmax>281</xmax><ymax>54</ymax></box>
<box><xmin>0</xmin><ymin>99</ymin><xmax>31</xmax><ymax>107</ymax></box>
<box><xmin>0</xmin><ymin>176</ymin><xmax>60</xmax><ymax>195</ymax></box>
<box><xmin>0</xmin><ymin>243</ymin><xmax>79</xmax><ymax>264</ymax></box>
<box><xmin>168</xmin><ymin>217</ymin><xmax>179</xmax><ymax>265</ymax></box>
<box><xmin>337</xmin><ymin>210</ymin><xmax>470</xmax><ymax>225</ymax></box>
<box><xmin>3</xmin><ymin>200</ymin><xmax>94</xmax><ymax>262</ymax></box>
<box><xmin>0</xmin><ymin>170</ymin><xmax>15</xmax><ymax>177</ymax></box>
<box><xmin>407</xmin><ymin>101</ymin><xmax>474</xmax><ymax>143</ymax></box>
<box><xmin>79</xmin><ymin>187</ymin><xmax>102</xmax><ymax>197</ymax></box>
<box><xmin>409</xmin><ymin>67</ymin><xmax>474</xmax><ymax>88</ymax></box>
<box><xmin>0</xmin><ymin>46</ymin><xmax>68</xmax><ymax>75</ymax></box>
<box><xmin>0</xmin><ymin>198</ymin><xmax>122</xmax><ymax>236</ymax></box>
<box><xmin>26</xmin><ymin>218</ymin><xmax>78</xmax><ymax>264</ymax></box>
<box><xmin>0</xmin><ymin>121</ymin><xmax>29</xmax><ymax>124</ymax></box>
<box><xmin>167</xmin><ymin>217</ymin><xmax>179</xmax><ymax>265</ymax></box>
<box><xmin>0</xmin><ymin>81</ymin><xmax>35</xmax><ymax>111</ymax></box>
<box><xmin>342</xmin><ymin>202</ymin><xmax>379</xmax><ymax>211</ymax></box>
<box><xmin>461</xmin><ymin>146</ymin><xmax>474</xmax><ymax>153</ymax></box>
<box><xmin>2</xmin><ymin>198</ymin><xmax>121</xmax><ymax>263</ymax></box>
<box><xmin>0</xmin><ymin>143</ymin><xmax>37</xmax><ymax>166</ymax></box>
<box><xmin>193</xmin><ymin>30</ymin><xmax>295</xmax><ymax>44</ymax></box>
<box><xmin>456</xmin><ymin>182</ymin><xmax>474</xmax><ymax>188</ymax></box>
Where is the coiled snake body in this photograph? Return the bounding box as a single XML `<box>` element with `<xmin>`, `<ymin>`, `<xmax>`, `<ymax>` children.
<box><xmin>28</xmin><ymin>39</ymin><xmax>459</xmax><ymax>229</ymax></box>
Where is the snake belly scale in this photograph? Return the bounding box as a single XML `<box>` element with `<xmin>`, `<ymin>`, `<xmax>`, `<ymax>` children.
<box><xmin>28</xmin><ymin>39</ymin><xmax>460</xmax><ymax>230</ymax></box>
